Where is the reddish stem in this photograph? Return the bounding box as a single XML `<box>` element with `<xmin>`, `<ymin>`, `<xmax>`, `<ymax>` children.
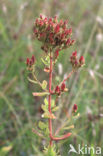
<box><xmin>48</xmin><ymin>51</ymin><xmax>72</xmax><ymax>146</ymax></box>
<box><xmin>51</xmin><ymin>132</ymin><xmax>72</xmax><ymax>141</ymax></box>
<box><xmin>59</xmin><ymin>70</ymin><xmax>74</xmax><ymax>86</ymax></box>
<box><xmin>48</xmin><ymin>51</ymin><xmax>53</xmax><ymax>146</ymax></box>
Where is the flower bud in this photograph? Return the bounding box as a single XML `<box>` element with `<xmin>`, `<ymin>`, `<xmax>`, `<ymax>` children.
<box><xmin>55</xmin><ymin>24</ymin><xmax>60</xmax><ymax>33</ymax></box>
<box><xmin>55</xmin><ymin>49</ymin><xmax>59</xmax><ymax>59</ymax></box>
<box><xmin>66</xmin><ymin>38</ymin><xmax>71</xmax><ymax>45</ymax></box>
<box><xmin>26</xmin><ymin>58</ymin><xmax>30</xmax><ymax>65</ymax></box>
<box><xmin>26</xmin><ymin>55</ymin><xmax>35</xmax><ymax>68</ymax></box>
<box><xmin>79</xmin><ymin>56</ymin><xmax>85</xmax><ymax>65</ymax></box>
<box><xmin>73</xmin><ymin>104</ymin><xmax>78</xmax><ymax>113</ymax></box>
<box><xmin>61</xmin><ymin>83</ymin><xmax>66</xmax><ymax>91</ymax></box>
<box><xmin>55</xmin><ymin>86</ymin><xmax>60</xmax><ymax>95</ymax></box>
<box><xmin>72</xmin><ymin>51</ymin><xmax>77</xmax><ymax>57</ymax></box>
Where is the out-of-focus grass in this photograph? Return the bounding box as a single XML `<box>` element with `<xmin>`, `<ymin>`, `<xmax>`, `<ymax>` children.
<box><xmin>0</xmin><ymin>0</ymin><xmax>103</xmax><ymax>155</ymax></box>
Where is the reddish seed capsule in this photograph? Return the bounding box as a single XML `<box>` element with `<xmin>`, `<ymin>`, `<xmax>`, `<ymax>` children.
<box><xmin>55</xmin><ymin>86</ymin><xmax>60</xmax><ymax>95</ymax></box>
<box><xmin>33</xmin><ymin>28</ymin><xmax>38</xmax><ymax>34</ymax></box>
<box><xmin>49</xmin><ymin>18</ymin><xmax>52</xmax><ymax>22</ymax></box>
<box><xmin>31</xmin><ymin>55</ymin><xmax>35</xmax><ymax>64</ymax></box>
<box><xmin>55</xmin><ymin>24</ymin><xmax>60</xmax><ymax>33</ymax></box>
<box><xmin>79</xmin><ymin>56</ymin><xmax>85</xmax><ymax>65</ymax></box>
<box><xmin>74</xmin><ymin>60</ymin><xmax>78</xmax><ymax>65</ymax></box>
<box><xmin>61</xmin><ymin>33</ymin><xmax>65</xmax><ymax>39</ymax></box>
<box><xmin>72</xmin><ymin>51</ymin><xmax>77</xmax><ymax>57</ymax></box>
<box><xmin>55</xmin><ymin>49</ymin><xmax>59</xmax><ymax>59</ymax></box>
<box><xmin>64</xmin><ymin>20</ymin><xmax>68</xmax><ymax>25</ymax></box>
<box><xmin>26</xmin><ymin>58</ymin><xmax>30</xmax><ymax>65</ymax></box>
<box><xmin>66</xmin><ymin>38</ymin><xmax>71</xmax><ymax>45</ymax></box>
<box><xmin>61</xmin><ymin>83</ymin><xmax>66</xmax><ymax>91</ymax></box>
<box><xmin>71</xmin><ymin>39</ymin><xmax>75</xmax><ymax>45</ymax></box>
<box><xmin>68</xmin><ymin>28</ymin><xmax>72</xmax><ymax>35</ymax></box>
<box><xmin>26</xmin><ymin>55</ymin><xmax>35</xmax><ymax>67</ymax></box>
<box><xmin>73</xmin><ymin>104</ymin><xmax>78</xmax><ymax>112</ymax></box>
<box><xmin>40</xmin><ymin>14</ymin><xmax>43</xmax><ymax>19</ymax></box>
<box><xmin>59</xmin><ymin>19</ymin><xmax>63</xmax><ymax>26</ymax></box>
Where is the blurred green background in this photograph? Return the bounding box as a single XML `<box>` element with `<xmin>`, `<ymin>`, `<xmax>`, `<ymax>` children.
<box><xmin>0</xmin><ymin>0</ymin><xmax>103</xmax><ymax>155</ymax></box>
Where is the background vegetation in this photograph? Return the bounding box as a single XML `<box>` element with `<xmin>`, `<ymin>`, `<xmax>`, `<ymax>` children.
<box><xmin>0</xmin><ymin>0</ymin><xmax>103</xmax><ymax>155</ymax></box>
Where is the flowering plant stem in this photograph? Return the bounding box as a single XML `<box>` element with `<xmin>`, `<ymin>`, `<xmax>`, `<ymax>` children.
<box><xmin>26</xmin><ymin>15</ymin><xmax>85</xmax><ymax>155</ymax></box>
<box><xmin>48</xmin><ymin>50</ymin><xmax>72</xmax><ymax>147</ymax></box>
<box><xmin>48</xmin><ymin>50</ymin><xmax>53</xmax><ymax>146</ymax></box>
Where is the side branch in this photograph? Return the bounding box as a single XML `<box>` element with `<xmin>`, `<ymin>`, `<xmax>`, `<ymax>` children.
<box><xmin>51</xmin><ymin>132</ymin><xmax>72</xmax><ymax>141</ymax></box>
<box><xmin>48</xmin><ymin>51</ymin><xmax>53</xmax><ymax>146</ymax></box>
<box><xmin>59</xmin><ymin>70</ymin><xmax>75</xmax><ymax>86</ymax></box>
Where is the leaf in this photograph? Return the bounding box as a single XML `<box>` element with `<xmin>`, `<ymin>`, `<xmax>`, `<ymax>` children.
<box><xmin>45</xmin><ymin>56</ymin><xmax>50</xmax><ymax>63</ymax></box>
<box><xmin>52</xmin><ymin>106</ymin><xmax>60</xmax><ymax>112</ymax></box>
<box><xmin>51</xmin><ymin>99</ymin><xmax>55</xmax><ymax>108</ymax></box>
<box><xmin>41</xmin><ymin>58</ymin><xmax>49</xmax><ymax>66</ymax></box>
<box><xmin>32</xmin><ymin>92</ymin><xmax>49</xmax><ymax>96</ymax></box>
<box><xmin>38</xmin><ymin>121</ymin><xmax>47</xmax><ymax>130</ymax></box>
<box><xmin>44</xmin><ymin>145</ymin><xmax>60</xmax><ymax>156</ymax></box>
<box><xmin>63</xmin><ymin>125</ymin><xmax>74</xmax><ymax>130</ymax></box>
<box><xmin>45</xmin><ymin>127</ymin><xmax>49</xmax><ymax>136</ymax></box>
<box><xmin>44</xmin><ymin>98</ymin><xmax>48</xmax><ymax>106</ymax></box>
<box><xmin>42</xmin><ymin>113</ymin><xmax>56</xmax><ymax>119</ymax></box>
<box><xmin>27</xmin><ymin>77</ymin><xmax>37</xmax><ymax>84</ymax></box>
<box><xmin>41</xmin><ymin>104</ymin><xmax>48</xmax><ymax>112</ymax></box>
<box><xmin>42</xmin><ymin>80</ymin><xmax>47</xmax><ymax>89</ymax></box>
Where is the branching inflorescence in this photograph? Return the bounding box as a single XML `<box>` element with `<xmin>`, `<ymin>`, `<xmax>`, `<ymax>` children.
<box><xmin>26</xmin><ymin>15</ymin><xmax>85</xmax><ymax>154</ymax></box>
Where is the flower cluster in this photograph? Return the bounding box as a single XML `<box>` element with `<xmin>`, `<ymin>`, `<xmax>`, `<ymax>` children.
<box><xmin>33</xmin><ymin>15</ymin><xmax>75</xmax><ymax>53</ymax></box>
<box><xmin>55</xmin><ymin>82</ymin><xmax>66</xmax><ymax>95</ymax></box>
<box><xmin>26</xmin><ymin>55</ymin><xmax>35</xmax><ymax>69</ymax></box>
<box><xmin>70</xmin><ymin>51</ymin><xmax>85</xmax><ymax>69</ymax></box>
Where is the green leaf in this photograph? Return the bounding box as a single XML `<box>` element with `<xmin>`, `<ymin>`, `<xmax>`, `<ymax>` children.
<box><xmin>52</xmin><ymin>106</ymin><xmax>60</xmax><ymax>112</ymax></box>
<box><xmin>45</xmin><ymin>127</ymin><xmax>49</xmax><ymax>136</ymax></box>
<box><xmin>38</xmin><ymin>121</ymin><xmax>47</xmax><ymax>130</ymax></box>
<box><xmin>41</xmin><ymin>104</ymin><xmax>48</xmax><ymax>112</ymax></box>
<box><xmin>42</xmin><ymin>80</ymin><xmax>47</xmax><ymax>89</ymax></box>
<box><xmin>63</xmin><ymin>125</ymin><xmax>74</xmax><ymax>130</ymax></box>
<box><xmin>44</xmin><ymin>145</ymin><xmax>60</xmax><ymax>156</ymax></box>
<box><xmin>51</xmin><ymin>99</ymin><xmax>55</xmax><ymax>108</ymax></box>
<box><xmin>32</xmin><ymin>92</ymin><xmax>49</xmax><ymax>96</ymax></box>
<box><xmin>45</xmin><ymin>56</ymin><xmax>50</xmax><ymax>63</ymax></box>
<box><xmin>44</xmin><ymin>98</ymin><xmax>48</xmax><ymax>106</ymax></box>
<box><xmin>41</xmin><ymin>58</ymin><xmax>49</xmax><ymax>66</ymax></box>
